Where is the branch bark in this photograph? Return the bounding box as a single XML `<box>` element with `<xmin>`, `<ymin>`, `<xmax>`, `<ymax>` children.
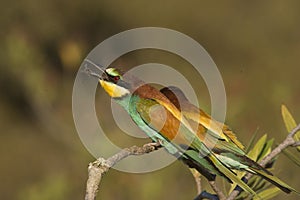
<box><xmin>189</xmin><ymin>168</ymin><xmax>202</xmax><ymax>195</ymax></box>
<box><xmin>85</xmin><ymin>143</ymin><xmax>159</xmax><ymax>200</ymax></box>
<box><xmin>208</xmin><ymin>181</ymin><xmax>226</xmax><ymax>200</ymax></box>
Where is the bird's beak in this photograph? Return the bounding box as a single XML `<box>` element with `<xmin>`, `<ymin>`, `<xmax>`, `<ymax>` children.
<box><xmin>83</xmin><ymin>59</ymin><xmax>130</xmax><ymax>98</ymax></box>
<box><xmin>84</xmin><ymin>59</ymin><xmax>106</xmax><ymax>80</ymax></box>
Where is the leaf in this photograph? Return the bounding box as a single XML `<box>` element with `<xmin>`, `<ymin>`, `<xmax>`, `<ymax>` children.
<box><xmin>281</xmin><ymin>104</ymin><xmax>297</xmax><ymax>132</ymax></box>
<box><xmin>253</xmin><ymin>187</ymin><xmax>281</xmax><ymax>200</ymax></box>
<box><xmin>259</xmin><ymin>138</ymin><xmax>274</xmax><ymax>160</ymax></box>
<box><xmin>230</xmin><ymin>135</ymin><xmax>269</xmax><ymax>193</ymax></box>
<box><xmin>247</xmin><ymin>175</ymin><xmax>259</xmax><ymax>187</ymax></box>
<box><xmin>248</xmin><ymin>134</ymin><xmax>267</xmax><ymax>162</ymax></box>
<box><xmin>282</xmin><ymin>149</ymin><xmax>300</xmax><ymax>167</ymax></box>
<box><xmin>246</xmin><ymin>128</ymin><xmax>259</xmax><ymax>153</ymax></box>
<box><xmin>229</xmin><ymin>170</ymin><xmax>246</xmax><ymax>193</ymax></box>
<box><xmin>236</xmin><ymin>192</ymin><xmax>248</xmax><ymax>200</ymax></box>
<box><xmin>254</xmin><ymin>179</ymin><xmax>267</xmax><ymax>191</ymax></box>
<box><xmin>281</xmin><ymin>104</ymin><xmax>300</xmax><ymax>151</ymax></box>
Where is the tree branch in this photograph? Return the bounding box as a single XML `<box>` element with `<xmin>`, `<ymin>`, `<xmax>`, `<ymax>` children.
<box><xmin>85</xmin><ymin>143</ymin><xmax>160</xmax><ymax>200</ymax></box>
<box><xmin>227</xmin><ymin>123</ymin><xmax>300</xmax><ymax>200</ymax></box>
<box><xmin>190</xmin><ymin>168</ymin><xmax>202</xmax><ymax>195</ymax></box>
<box><xmin>208</xmin><ymin>181</ymin><xmax>226</xmax><ymax>200</ymax></box>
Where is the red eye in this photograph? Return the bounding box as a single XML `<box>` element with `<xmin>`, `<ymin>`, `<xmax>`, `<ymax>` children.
<box><xmin>114</xmin><ymin>76</ymin><xmax>120</xmax><ymax>81</ymax></box>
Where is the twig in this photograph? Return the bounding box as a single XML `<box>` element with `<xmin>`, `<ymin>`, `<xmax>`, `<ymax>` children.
<box><xmin>208</xmin><ymin>181</ymin><xmax>226</xmax><ymax>200</ymax></box>
<box><xmin>190</xmin><ymin>168</ymin><xmax>202</xmax><ymax>195</ymax></box>
<box><xmin>292</xmin><ymin>141</ymin><xmax>300</xmax><ymax>147</ymax></box>
<box><xmin>85</xmin><ymin>143</ymin><xmax>160</xmax><ymax>200</ymax></box>
<box><xmin>227</xmin><ymin>123</ymin><xmax>300</xmax><ymax>200</ymax></box>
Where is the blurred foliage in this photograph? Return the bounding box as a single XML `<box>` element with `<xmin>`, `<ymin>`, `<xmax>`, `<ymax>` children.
<box><xmin>1</xmin><ymin>1</ymin><xmax>300</xmax><ymax>200</ymax></box>
<box><xmin>18</xmin><ymin>174</ymin><xmax>70</xmax><ymax>200</ymax></box>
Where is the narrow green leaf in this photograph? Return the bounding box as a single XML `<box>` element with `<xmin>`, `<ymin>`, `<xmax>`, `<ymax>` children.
<box><xmin>281</xmin><ymin>104</ymin><xmax>297</xmax><ymax>132</ymax></box>
<box><xmin>259</xmin><ymin>138</ymin><xmax>274</xmax><ymax>160</ymax></box>
<box><xmin>253</xmin><ymin>187</ymin><xmax>281</xmax><ymax>200</ymax></box>
<box><xmin>246</xmin><ymin>128</ymin><xmax>259</xmax><ymax>153</ymax></box>
<box><xmin>230</xmin><ymin>130</ymin><xmax>261</xmax><ymax>192</ymax></box>
<box><xmin>250</xmin><ymin>176</ymin><xmax>262</xmax><ymax>189</ymax></box>
<box><xmin>281</xmin><ymin>104</ymin><xmax>300</xmax><ymax>151</ymax></box>
<box><xmin>247</xmin><ymin>176</ymin><xmax>258</xmax><ymax>187</ymax></box>
<box><xmin>248</xmin><ymin>134</ymin><xmax>267</xmax><ymax>162</ymax></box>
<box><xmin>254</xmin><ymin>180</ymin><xmax>268</xmax><ymax>191</ymax></box>
<box><xmin>236</xmin><ymin>192</ymin><xmax>248</xmax><ymax>200</ymax></box>
<box><xmin>282</xmin><ymin>149</ymin><xmax>300</xmax><ymax>167</ymax></box>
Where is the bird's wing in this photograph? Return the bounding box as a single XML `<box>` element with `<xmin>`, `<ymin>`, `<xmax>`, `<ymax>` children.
<box><xmin>133</xmin><ymin>96</ymin><xmax>258</xmax><ymax>196</ymax></box>
<box><xmin>157</xmin><ymin>86</ymin><xmax>299</xmax><ymax>195</ymax></box>
<box><xmin>134</xmin><ymin>97</ymin><xmax>196</xmax><ymax>147</ymax></box>
<box><xmin>159</xmin><ymin>86</ymin><xmax>244</xmax><ymax>149</ymax></box>
<box><xmin>182</xmin><ymin>106</ymin><xmax>245</xmax><ymax>150</ymax></box>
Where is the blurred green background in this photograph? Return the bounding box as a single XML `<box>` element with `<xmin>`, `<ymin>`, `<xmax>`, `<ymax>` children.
<box><xmin>1</xmin><ymin>1</ymin><xmax>300</xmax><ymax>199</ymax></box>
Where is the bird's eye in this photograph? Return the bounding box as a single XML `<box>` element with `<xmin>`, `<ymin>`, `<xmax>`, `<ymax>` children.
<box><xmin>105</xmin><ymin>68</ymin><xmax>122</xmax><ymax>82</ymax></box>
<box><xmin>113</xmin><ymin>76</ymin><xmax>120</xmax><ymax>81</ymax></box>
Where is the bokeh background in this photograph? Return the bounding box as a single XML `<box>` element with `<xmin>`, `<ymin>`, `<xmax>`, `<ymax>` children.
<box><xmin>1</xmin><ymin>1</ymin><xmax>300</xmax><ymax>199</ymax></box>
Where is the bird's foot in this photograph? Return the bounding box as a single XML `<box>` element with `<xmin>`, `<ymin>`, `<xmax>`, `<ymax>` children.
<box><xmin>143</xmin><ymin>140</ymin><xmax>163</xmax><ymax>149</ymax></box>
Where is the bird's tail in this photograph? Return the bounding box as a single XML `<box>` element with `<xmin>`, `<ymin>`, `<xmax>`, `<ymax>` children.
<box><xmin>229</xmin><ymin>153</ymin><xmax>299</xmax><ymax>194</ymax></box>
<box><xmin>250</xmin><ymin>168</ymin><xmax>300</xmax><ymax>194</ymax></box>
<box><xmin>207</xmin><ymin>154</ymin><xmax>259</xmax><ymax>197</ymax></box>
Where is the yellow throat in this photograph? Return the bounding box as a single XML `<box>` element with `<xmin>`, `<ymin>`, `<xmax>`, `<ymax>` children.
<box><xmin>99</xmin><ymin>80</ymin><xmax>130</xmax><ymax>98</ymax></box>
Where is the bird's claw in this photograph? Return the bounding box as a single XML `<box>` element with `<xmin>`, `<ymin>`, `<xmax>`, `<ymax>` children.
<box><xmin>143</xmin><ymin>140</ymin><xmax>163</xmax><ymax>149</ymax></box>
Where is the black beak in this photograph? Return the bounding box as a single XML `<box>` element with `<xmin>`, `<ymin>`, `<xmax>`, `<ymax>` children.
<box><xmin>85</xmin><ymin>68</ymin><xmax>102</xmax><ymax>79</ymax></box>
<box><xmin>83</xmin><ymin>59</ymin><xmax>107</xmax><ymax>80</ymax></box>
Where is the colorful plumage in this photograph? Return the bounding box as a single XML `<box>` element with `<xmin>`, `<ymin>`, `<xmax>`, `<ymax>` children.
<box><xmin>86</xmin><ymin>63</ymin><xmax>298</xmax><ymax>197</ymax></box>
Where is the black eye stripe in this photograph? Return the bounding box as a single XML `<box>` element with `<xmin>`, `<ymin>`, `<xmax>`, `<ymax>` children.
<box><xmin>104</xmin><ymin>68</ymin><xmax>123</xmax><ymax>83</ymax></box>
<box><xmin>106</xmin><ymin>74</ymin><xmax>120</xmax><ymax>83</ymax></box>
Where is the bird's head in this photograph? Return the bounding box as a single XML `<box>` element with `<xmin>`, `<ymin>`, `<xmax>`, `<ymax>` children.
<box><xmin>85</xmin><ymin>60</ymin><xmax>143</xmax><ymax>99</ymax></box>
<box><xmin>98</xmin><ymin>67</ymin><xmax>130</xmax><ymax>98</ymax></box>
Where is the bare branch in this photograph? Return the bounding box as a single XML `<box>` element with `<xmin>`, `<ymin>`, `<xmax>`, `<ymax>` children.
<box><xmin>227</xmin><ymin>123</ymin><xmax>300</xmax><ymax>200</ymax></box>
<box><xmin>292</xmin><ymin>141</ymin><xmax>300</xmax><ymax>147</ymax></box>
<box><xmin>208</xmin><ymin>181</ymin><xmax>226</xmax><ymax>200</ymax></box>
<box><xmin>288</xmin><ymin>123</ymin><xmax>300</xmax><ymax>137</ymax></box>
<box><xmin>85</xmin><ymin>143</ymin><xmax>160</xmax><ymax>200</ymax></box>
<box><xmin>190</xmin><ymin>168</ymin><xmax>202</xmax><ymax>195</ymax></box>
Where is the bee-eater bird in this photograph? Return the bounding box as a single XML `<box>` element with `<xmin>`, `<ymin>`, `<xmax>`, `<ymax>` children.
<box><xmin>85</xmin><ymin>61</ymin><xmax>298</xmax><ymax>197</ymax></box>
